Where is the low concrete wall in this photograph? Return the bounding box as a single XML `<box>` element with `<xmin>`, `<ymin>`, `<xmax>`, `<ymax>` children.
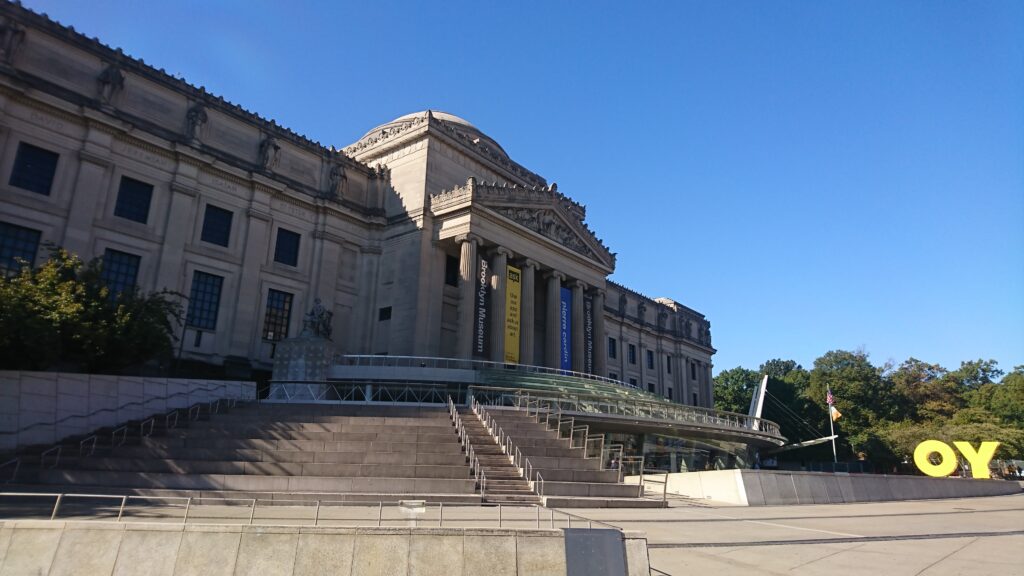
<box><xmin>663</xmin><ymin>469</ymin><xmax>1022</xmax><ymax>506</ymax></box>
<box><xmin>0</xmin><ymin>372</ymin><xmax>256</xmax><ymax>451</ymax></box>
<box><xmin>0</xmin><ymin>521</ymin><xmax>650</xmax><ymax>576</ymax></box>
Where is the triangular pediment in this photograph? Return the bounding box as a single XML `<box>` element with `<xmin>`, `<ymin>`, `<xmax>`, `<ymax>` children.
<box><xmin>469</xmin><ymin>180</ymin><xmax>615</xmax><ymax>268</ymax></box>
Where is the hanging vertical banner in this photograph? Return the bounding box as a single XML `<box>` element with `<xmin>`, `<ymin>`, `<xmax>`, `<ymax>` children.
<box><xmin>473</xmin><ymin>256</ymin><xmax>491</xmax><ymax>358</ymax></box>
<box><xmin>559</xmin><ymin>286</ymin><xmax>572</xmax><ymax>370</ymax></box>
<box><xmin>583</xmin><ymin>294</ymin><xmax>594</xmax><ymax>374</ymax></box>
<box><xmin>504</xmin><ymin>265</ymin><xmax>521</xmax><ymax>363</ymax></box>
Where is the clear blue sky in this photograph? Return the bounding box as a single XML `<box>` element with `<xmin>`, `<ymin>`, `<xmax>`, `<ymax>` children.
<box><xmin>26</xmin><ymin>1</ymin><xmax>1024</xmax><ymax>375</ymax></box>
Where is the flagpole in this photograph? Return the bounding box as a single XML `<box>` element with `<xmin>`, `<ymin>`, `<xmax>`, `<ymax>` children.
<box><xmin>828</xmin><ymin>412</ymin><xmax>837</xmax><ymax>463</ymax></box>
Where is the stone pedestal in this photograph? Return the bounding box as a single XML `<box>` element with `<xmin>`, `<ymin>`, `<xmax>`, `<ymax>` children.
<box><xmin>271</xmin><ymin>335</ymin><xmax>336</xmax><ymax>382</ymax></box>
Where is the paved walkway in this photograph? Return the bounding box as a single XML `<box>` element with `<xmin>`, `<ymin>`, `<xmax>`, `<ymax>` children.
<box><xmin>566</xmin><ymin>493</ymin><xmax>1024</xmax><ymax>575</ymax></box>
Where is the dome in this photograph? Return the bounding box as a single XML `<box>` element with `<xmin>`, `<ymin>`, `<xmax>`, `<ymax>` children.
<box><xmin>356</xmin><ymin>110</ymin><xmax>509</xmax><ymax>160</ymax></box>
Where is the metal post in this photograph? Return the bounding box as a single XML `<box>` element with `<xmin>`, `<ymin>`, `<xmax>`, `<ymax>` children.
<box><xmin>498</xmin><ymin>504</ymin><xmax>502</xmax><ymax>528</ymax></box>
<box><xmin>314</xmin><ymin>500</ymin><xmax>320</xmax><ymax>526</ymax></box>
<box><xmin>536</xmin><ymin>505</ymin><xmax>540</xmax><ymax>528</ymax></box>
<box><xmin>378</xmin><ymin>502</ymin><xmax>383</xmax><ymax>527</ymax></box>
<box><xmin>249</xmin><ymin>499</ymin><xmax>257</xmax><ymax>525</ymax></box>
<box><xmin>183</xmin><ymin>497</ymin><xmax>192</xmax><ymax>524</ymax></box>
<box><xmin>117</xmin><ymin>496</ymin><xmax>128</xmax><ymax>521</ymax></box>
<box><xmin>550</xmin><ymin>509</ymin><xmax>554</xmax><ymax>528</ymax></box>
<box><xmin>50</xmin><ymin>494</ymin><xmax>63</xmax><ymax>520</ymax></box>
<box><xmin>438</xmin><ymin>502</ymin><xmax>443</xmax><ymax>527</ymax></box>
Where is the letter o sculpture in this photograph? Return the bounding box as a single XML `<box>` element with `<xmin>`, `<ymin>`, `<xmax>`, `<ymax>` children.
<box><xmin>913</xmin><ymin>439</ymin><xmax>958</xmax><ymax>477</ymax></box>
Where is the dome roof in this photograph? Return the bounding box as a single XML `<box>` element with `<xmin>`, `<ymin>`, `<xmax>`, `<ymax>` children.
<box><xmin>356</xmin><ymin>110</ymin><xmax>509</xmax><ymax>160</ymax></box>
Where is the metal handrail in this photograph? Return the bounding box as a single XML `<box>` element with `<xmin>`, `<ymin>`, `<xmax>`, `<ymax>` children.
<box><xmin>0</xmin><ymin>382</ymin><xmax>249</xmax><ymax>437</ymax></box>
<box><xmin>338</xmin><ymin>354</ymin><xmax>640</xmax><ymax>390</ymax></box>
<box><xmin>472</xmin><ymin>399</ymin><xmax>545</xmax><ymax>496</ymax></box>
<box><xmin>448</xmin><ymin>396</ymin><xmax>485</xmax><ymax>498</ymax></box>
<box><xmin>481</xmin><ymin>386</ymin><xmax>784</xmax><ymax>439</ymax></box>
<box><xmin>0</xmin><ymin>492</ymin><xmax>623</xmax><ymax>530</ymax></box>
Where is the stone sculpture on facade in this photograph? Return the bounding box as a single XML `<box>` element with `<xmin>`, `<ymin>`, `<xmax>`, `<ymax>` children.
<box><xmin>185</xmin><ymin>103</ymin><xmax>207</xmax><ymax>140</ymax></box>
<box><xmin>0</xmin><ymin>16</ymin><xmax>24</xmax><ymax>65</ymax></box>
<box><xmin>259</xmin><ymin>136</ymin><xmax>280</xmax><ymax>171</ymax></box>
<box><xmin>97</xmin><ymin>63</ymin><xmax>124</xmax><ymax>105</ymax></box>
<box><xmin>327</xmin><ymin>162</ymin><xmax>346</xmax><ymax>199</ymax></box>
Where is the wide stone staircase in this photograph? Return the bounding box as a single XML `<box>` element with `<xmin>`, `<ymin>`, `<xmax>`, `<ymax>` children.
<box><xmin>456</xmin><ymin>407</ymin><xmax>540</xmax><ymax>505</ymax></box>
<box><xmin>15</xmin><ymin>403</ymin><xmax>479</xmax><ymax>503</ymax></box>
<box><xmin>477</xmin><ymin>405</ymin><xmax>664</xmax><ymax>507</ymax></box>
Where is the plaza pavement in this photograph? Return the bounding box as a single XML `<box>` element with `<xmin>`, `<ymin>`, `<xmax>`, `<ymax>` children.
<box><xmin>568</xmin><ymin>493</ymin><xmax>1024</xmax><ymax>575</ymax></box>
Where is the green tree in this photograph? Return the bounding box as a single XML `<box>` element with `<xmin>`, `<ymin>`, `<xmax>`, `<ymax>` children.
<box><xmin>0</xmin><ymin>249</ymin><xmax>182</xmax><ymax>373</ymax></box>
<box><xmin>714</xmin><ymin>366</ymin><xmax>760</xmax><ymax>413</ymax></box>
<box><xmin>889</xmin><ymin>358</ymin><xmax>961</xmax><ymax>421</ymax></box>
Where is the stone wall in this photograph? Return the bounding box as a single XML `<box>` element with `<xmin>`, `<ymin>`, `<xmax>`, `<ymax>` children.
<box><xmin>0</xmin><ymin>371</ymin><xmax>255</xmax><ymax>451</ymax></box>
<box><xmin>659</xmin><ymin>469</ymin><xmax>1022</xmax><ymax>506</ymax></box>
<box><xmin>0</xmin><ymin>522</ymin><xmax>651</xmax><ymax>576</ymax></box>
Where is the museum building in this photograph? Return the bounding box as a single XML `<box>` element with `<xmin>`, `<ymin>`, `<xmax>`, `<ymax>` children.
<box><xmin>0</xmin><ymin>3</ymin><xmax>717</xmax><ymax>409</ymax></box>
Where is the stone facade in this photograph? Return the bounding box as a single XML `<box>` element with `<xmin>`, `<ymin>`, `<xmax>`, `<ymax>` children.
<box><xmin>0</xmin><ymin>3</ymin><xmax>715</xmax><ymax>407</ymax></box>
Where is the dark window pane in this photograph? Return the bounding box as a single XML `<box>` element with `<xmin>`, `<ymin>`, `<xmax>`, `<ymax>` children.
<box><xmin>647</xmin><ymin>383</ymin><xmax>655</xmax><ymax>393</ymax></box>
<box><xmin>444</xmin><ymin>255</ymin><xmax>459</xmax><ymax>287</ymax></box>
<box><xmin>646</xmin><ymin>350</ymin><xmax>654</xmax><ymax>369</ymax></box>
<box><xmin>201</xmin><ymin>205</ymin><xmax>233</xmax><ymax>247</ymax></box>
<box><xmin>9</xmin><ymin>142</ymin><xmax>59</xmax><ymax>195</ymax></box>
<box><xmin>101</xmin><ymin>249</ymin><xmax>140</xmax><ymax>297</ymax></box>
<box><xmin>0</xmin><ymin>221</ymin><xmax>41</xmax><ymax>276</ymax></box>
<box><xmin>274</xmin><ymin>228</ymin><xmax>301</xmax><ymax>266</ymax></box>
<box><xmin>186</xmin><ymin>271</ymin><xmax>223</xmax><ymax>330</ymax></box>
<box><xmin>691</xmin><ymin>362</ymin><xmax>697</xmax><ymax>380</ymax></box>
<box><xmin>667</xmin><ymin>388</ymin><xmax>673</xmax><ymax>401</ymax></box>
<box><xmin>114</xmin><ymin>176</ymin><xmax>153</xmax><ymax>224</ymax></box>
<box><xmin>666</xmin><ymin>355</ymin><xmax>672</xmax><ymax>374</ymax></box>
<box><xmin>607</xmin><ymin>337</ymin><xmax>617</xmax><ymax>359</ymax></box>
<box><xmin>262</xmin><ymin>289</ymin><xmax>293</xmax><ymax>341</ymax></box>
<box><xmin>628</xmin><ymin>344</ymin><xmax>636</xmax><ymax>365</ymax></box>
<box><xmin>378</xmin><ymin>306</ymin><xmax>392</xmax><ymax>321</ymax></box>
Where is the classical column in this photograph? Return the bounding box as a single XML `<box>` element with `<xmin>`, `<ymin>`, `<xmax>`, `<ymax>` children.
<box><xmin>455</xmin><ymin>234</ymin><xmax>479</xmax><ymax>359</ymax></box>
<box><xmin>571</xmin><ymin>280</ymin><xmax>585</xmax><ymax>373</ymax></box>
<box><xmin>490</xmin><ymin>247</ymin><xmax>511</xmax><ymax>363</ymax></box>
<box><xmin>545</xmin><ymin>271</ymin><xmax>564</xmax><ymax>369</ymax></box>
<box><xmin>705</xmin><ymin>362</ymin><xmax>714</xmax><ymax>409</ymax></box>
<box><xmin>593</xmin><ymin>289</ymin><xmax>607</xmax><ymax>377</ymax></box>
<box><xmin>520</xmin><ymin>260</ymin><xmax>538</xmax><ymax>366</ymax></box>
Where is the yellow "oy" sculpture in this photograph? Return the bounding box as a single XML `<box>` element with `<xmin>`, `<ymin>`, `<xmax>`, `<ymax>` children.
<box><xmin>912</xmin><ymin>440</ymin><xmax>1001</xmax><ymax>479</ymax></box>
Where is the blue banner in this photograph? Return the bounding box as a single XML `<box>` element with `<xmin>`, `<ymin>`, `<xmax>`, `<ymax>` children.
<box><xmin>560</xmin><ymin>287</ymin><xmax>572</xmax><ymax>370</ymax></box>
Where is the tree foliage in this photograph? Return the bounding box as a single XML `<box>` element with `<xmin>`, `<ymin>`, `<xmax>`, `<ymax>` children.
<box><xmin>0</xmin><ymin>249</ymin><xmax>182</xmax><ymax>373</ymax></box>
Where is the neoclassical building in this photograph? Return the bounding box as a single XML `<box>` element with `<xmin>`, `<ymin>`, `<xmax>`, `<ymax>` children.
<box><xmin>0</xmin><ymin>3</ymin><xmax>716</xmax><ymax>407</ymax></box>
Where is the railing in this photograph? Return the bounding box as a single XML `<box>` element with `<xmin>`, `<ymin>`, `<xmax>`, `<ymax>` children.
<box><xmin>337</xmin><ymin>354</ymin><xmax>642</xmax><ymax>391</ymax></box>
<box><xmin>471</xmin><ymin>399</ymin><xmax>544</xmax><ymax>497</ymax></box>
<box><xmin>474</xmin><ymin>386</ymin><xmax>784</xmax><ymax>439</ymax></box>
<box><xmin>0</xmin><ymin>492</ymin><xmax>622</xmax><ymax>530</ymax></box>
<box><xmin>448</xmin><ymin>396</ymin><xmax>486</xmax><ymax>498</ymax></box>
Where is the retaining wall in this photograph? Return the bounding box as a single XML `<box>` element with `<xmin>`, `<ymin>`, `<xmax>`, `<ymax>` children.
<box><xmin>0</xmin><ymin>521</ymin><xmax>650</xmax><ymax>576</ymax></box>
<box><xmin>0</xmin><ymin>372</ymin><xmax>256</xmax><ymax>451</ymax></box>
<box><xmin>661</xmin><ymin>469</ymin><xmax>1022</xmax><ymax>506</ymax></box>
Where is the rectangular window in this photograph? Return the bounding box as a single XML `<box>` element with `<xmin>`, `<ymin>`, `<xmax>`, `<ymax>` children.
<box><xmin>200</xmin><ymin>204</ymin><xmax>233</xmax><ymax>247</ymax></box>
<box><xmin>186</xmin><ymin>271</ymin><xmax>223</xmax><ymax>331</ymax></box>
<box><xmin>607</xmin><ymin>337</ymin><xmax>617</xmax><ymax>359</ymax></box>
<box><xmin>9</xmin><ymin>142</ymin><xmax>59</xmax><ymax>195</ymax></box>
<box><xmin>647</xmin><ymin>383</ymin><xmax>655</xmax><ymax>393</ymax></box>
<box><xmin>274</xmin><ymin>228</ymin><xmax>301</xmax><ymax>266</ymax></box>
<box><xmin>692</xmin><ymin>392</ymin><xmax>698</xmax><ymax>406</ymax></box>
<box><xmin>378</xmin><ymin>306</ymin><xmax>392</xmax><ymax>321</ymax></box>
<box><xmin>100</xmin><ymin>249</ymin><xmax>140</xmax><ymax>297</ymax></box>
<box><xmin>690</xmin><ymin>362</ymin><xmax>697</xmax><ymax>380</ymax></box>
<box><xmin>262</xmin><ymin>289</ymin><xmax>293</xmax><ymax>341</ymax></box>
<box><xmin>667</xmin><ymin>387</ymin><xmax>673</xmax><ymax>400</ymax></box>
<box><xmin>666</xmin><ymin>355</ymin><xmax>672</xmax><ymax>374</ymax></box>
<box><xmin>114</xmin><ymin>176</ymin><xmax>154</xmax><ymax>224</ymax></box>
<box><xmin>444</xmin><ymin>255</ymin><xmax>459</xmax><ymax>287</ymax></box>
<box><xmin>628</xmin><ymin>344</ymin><xmax>637</xmax><ymax>365</ymax></box>
<box><xmin>0</xmin><ymin>221</ymin><xmax>41</xmax><ymax>276</ymax></box>
<box><xmin>609</xmin><ymin>372</ymin><xmax>618</xmax><ymax>381</ymax></box>
<box><xmin>646</xmin><ymin>350</ymin><xmax>654</xmax><ymax>370</ymax></box>
<box><xmin>628</xmin><ymin>378</ymin><xmax>637</xmax><ymax>387</ymax></box>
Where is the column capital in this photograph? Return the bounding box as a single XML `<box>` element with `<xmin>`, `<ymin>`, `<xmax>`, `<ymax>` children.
<box><xmin>570</xmin><ymin>279</ymin><xmax>587</xmax><ymax>290</ymax></box>
<box><xmin>545</xmin><ymin>270</ymin><xmax>565</xmax><ymax>282</ymax></box>
<box><xmin>455</xmin><ymin>233</ymin><xmax>480</xmax><ymax>245</ymax></box>
<box><xmin>589</xmin><ymin>287</ymin><xmax>606</xmax><ymax>297</ymax></box>
<box><xmin>521</xmin><ymin>258</ymin><xmax>540</xmax><ymax>270</ymax></box>
<box><xmin>492</xmin><ymin>246</ymin><xmax>513</xmax><ymax>258</ymax></box>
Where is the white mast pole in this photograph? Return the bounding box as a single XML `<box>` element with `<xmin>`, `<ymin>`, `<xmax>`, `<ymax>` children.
<box><xmin>829</xmin><ymin>411</ymin><xmax>838</xmax><ymax>464</ymax></box>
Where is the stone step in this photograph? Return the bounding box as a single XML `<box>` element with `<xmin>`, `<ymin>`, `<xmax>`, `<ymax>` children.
<box><xmin>537</xmin><ymin>481</ymin><xmax>642</xmax><ymax>498</ymax></box>
<box><xmin>161</xmin><ymin>430</ymin><xmax>460</xmax><ymax>443</ymax></box>
<box><xmin>169</xmin><ymin>423</ymin><xmax>456</xmax><ymax>436</ymax></box>
<box><xmin>34</xmin><ymin>469</ymin><xmax>478</xmax><ymax>495</ymax></box>
<box><xmin>141</xmin><ymin>437</ymin><xmax>461</xmax><ymax>452</ymax></box>
<box><xmin>110</xmin><ymin>447</ymin><xmax>466</xmax><ymax>465</ymax></box>
<box><xmin>72</xmin><ymin>458</ymin><xmax>471</xmax><ymax>479</ymax></box>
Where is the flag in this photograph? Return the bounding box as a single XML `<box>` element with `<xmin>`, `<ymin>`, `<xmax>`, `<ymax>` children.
<box><xmin>830</xmin><ymin>405</ymin><xmax>842</xmax><ymax>422</ymax></box>
<box><xmin>826</xmin><ymin>387</ymin><xmax>835</xmax><ymax>406</ymax></box>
